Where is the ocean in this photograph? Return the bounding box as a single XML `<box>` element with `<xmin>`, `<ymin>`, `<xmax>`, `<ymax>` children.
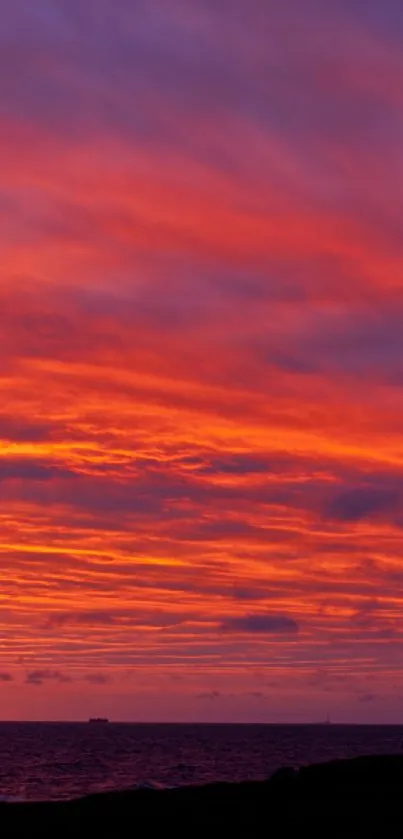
<box><xmin>1</xmin><ymin>722</ymin><xmax>402</xmax><ymax>802</ymax></box>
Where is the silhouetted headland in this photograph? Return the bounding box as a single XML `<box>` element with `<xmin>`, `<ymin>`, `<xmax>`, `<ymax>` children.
<box><xmin>1</xmin><ymin>754</ymin><xmax>403</xmax><ymax>837</ymax></box>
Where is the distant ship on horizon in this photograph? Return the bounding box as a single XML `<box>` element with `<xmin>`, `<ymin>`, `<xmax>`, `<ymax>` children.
<box><xmin>88</xmin><ymin>717</ymin><xmax>110</xmax><ymax>724</ymax></box>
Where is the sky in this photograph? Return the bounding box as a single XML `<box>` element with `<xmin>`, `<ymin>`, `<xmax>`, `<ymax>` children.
<box><xmin>1</xmin><ymin>0</ymin><xmax>403</xmax><ymax>723</ymax></box>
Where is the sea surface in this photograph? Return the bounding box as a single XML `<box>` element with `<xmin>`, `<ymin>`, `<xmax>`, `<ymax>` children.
<box><xmin>0</xmin><ymin>722</ymin><xmax>402</xmax><ymax>802</ymax></box>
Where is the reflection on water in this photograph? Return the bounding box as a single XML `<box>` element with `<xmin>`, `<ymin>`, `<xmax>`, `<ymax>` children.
<box><xmin>0</xmin><ymin>722</ymin><xmax>402</xmax><ymax>801</ymax></box>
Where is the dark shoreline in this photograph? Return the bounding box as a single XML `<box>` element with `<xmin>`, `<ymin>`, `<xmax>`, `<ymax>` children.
<box><xmin>2</xmin><ymin>755</ymin><xmax>403</xmax><ymax>837</ymax></box>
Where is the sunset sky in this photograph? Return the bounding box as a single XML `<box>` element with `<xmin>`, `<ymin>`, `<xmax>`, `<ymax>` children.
<box><xmin>2</xmin><ymin>0</ymin><xmax>403</xmax><ymax>722</ymax></box>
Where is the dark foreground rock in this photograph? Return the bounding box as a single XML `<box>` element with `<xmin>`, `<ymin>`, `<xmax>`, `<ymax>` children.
<box><xmin>2</xmin><ymin>754</ymin><xmax>403</xmax><ymax>837</ymax></box>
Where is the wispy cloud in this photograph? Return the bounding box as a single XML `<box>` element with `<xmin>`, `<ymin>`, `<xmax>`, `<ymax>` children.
<box><xmin>1</xmin><ymin>0</ymin><xmax>403</xmax><ymax>721</ymax></box>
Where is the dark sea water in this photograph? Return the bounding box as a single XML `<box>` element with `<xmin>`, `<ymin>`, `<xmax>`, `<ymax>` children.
<box><xmin>0</xmin><ymin>722</ymin><xmax>402</xmax><ymax>802</ymax></box>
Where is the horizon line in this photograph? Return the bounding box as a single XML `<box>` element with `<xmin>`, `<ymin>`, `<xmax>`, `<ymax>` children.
<box><xmin>0</xmin><ymin>719</ymin><xmax>401</xmax><ymax>726</ymax></box>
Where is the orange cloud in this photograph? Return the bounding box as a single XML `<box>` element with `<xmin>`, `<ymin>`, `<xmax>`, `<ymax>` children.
<box><xmin>1</xmin><ymin>0</ymin><xmax>403</xmax><ymax>722</ymax></box>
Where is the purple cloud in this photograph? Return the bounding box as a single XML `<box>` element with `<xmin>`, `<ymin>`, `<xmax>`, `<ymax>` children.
<box><xmin>25</xmin><ymin>669</ymin><xmax>71</xmax><ymax>686</ymax></box>
<box><xmin>0</xmin><ymin>416</ymin><xmax>53</xmax><ymax>442</ymax></box>
<box><xmin>327</xmin><ymin>487</ymin><xmax>402</xmax><ymax>522</ymax></box>
<box><xmin>220</xmin><ymin>614</ymin><xmax>299</xmax><ymax>634</ymax></box>
<box><xmin>85</xmin><ymin>673</ymin><xmax>112</xmax><ymax>685</ymax></box>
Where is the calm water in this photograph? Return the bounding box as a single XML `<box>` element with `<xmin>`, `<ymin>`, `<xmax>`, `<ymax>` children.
<box><xmin>0</xmin><ymin>723</ymin><xmax>402</xmax><ymax>801</ymax></box>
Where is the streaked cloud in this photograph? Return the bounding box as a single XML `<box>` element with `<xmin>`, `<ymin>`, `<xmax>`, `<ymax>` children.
<box><xmin>0</xmin><ymin>0</ymin><xmax>403</xmax><ymax>722</ymax></box>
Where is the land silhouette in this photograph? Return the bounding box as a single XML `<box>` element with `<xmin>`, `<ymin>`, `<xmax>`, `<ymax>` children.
<box><xmin>1</xmin><ymin>754</ymin><xmax>402</xmax><ymax>837</ymax></box>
